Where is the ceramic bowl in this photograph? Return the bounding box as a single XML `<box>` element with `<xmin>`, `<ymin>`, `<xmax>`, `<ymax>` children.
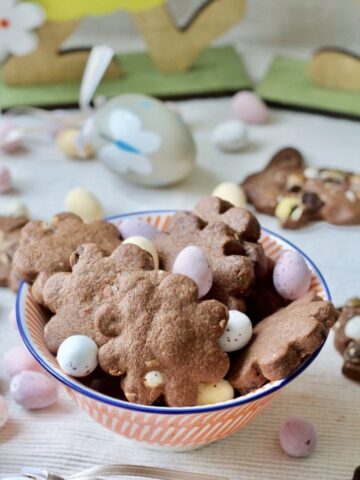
<box><xmin>17</xmin><ymin>210</ymin><xmax>331</xmax><ymax>452</ymax></box>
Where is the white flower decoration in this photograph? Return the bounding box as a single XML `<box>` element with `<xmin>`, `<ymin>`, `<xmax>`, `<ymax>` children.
<box><xmin>0</xmin><ymin>0</ymin><xmax>45</xmax><ymax>63</ymax></box>
<box><xmin>99</xmin><ymin>109</ymin><xmax>161</xmax><ymax>176</ymax></box>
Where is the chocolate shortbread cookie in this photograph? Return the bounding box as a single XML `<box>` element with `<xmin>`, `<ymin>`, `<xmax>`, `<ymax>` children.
<box><xmin>242</xmin><ymin>147</ymin><xmax>360</xmax><ymax>228</ymax></box>
<box><xmin>0</xmin><ymin>215</ymin><xmax>28</xmax><ymax>289</ymax></box>
<box><xmin>334</xmin><ymin>297</ymin><xmax>360</xmax><ymax>383</ymax></box>
<box><xmin>12</xmin><ymin>213</ymin><xmax>121</xmax><ymax>305</ymax></box>
<box><xmin>230</xmin><ymin>291</ymin><xmax>338</xmax><ymax>394</ymax></box>
<box><xmin>43</xmin><ymin>243</ymin><xmax>154</xmax><ymax>354</ymax></box>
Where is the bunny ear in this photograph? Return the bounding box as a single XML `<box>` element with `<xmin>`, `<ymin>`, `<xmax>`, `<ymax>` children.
<box><xmin>79</xmin><ymin>45</ymin><xmax>114</xmax><ymax>110</ymax></box>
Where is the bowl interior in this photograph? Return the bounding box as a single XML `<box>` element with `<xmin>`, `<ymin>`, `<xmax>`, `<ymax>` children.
<box><xmin>17</xmin><ymin>210</ymin><xmax>330</xmax><ymax>415</ymax></box>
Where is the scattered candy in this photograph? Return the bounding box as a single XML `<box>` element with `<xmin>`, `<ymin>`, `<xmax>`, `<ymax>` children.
<box><xmin>212</xmin><ymin>120</ymin><xmax>248</xmax><ymax>152</ymax></box>
<box><xmin>218</xmin><ymin>310</ymin><xmax>252</xmax><ymax>352</ymax></box>
<box><xmin>118</xmin><ymin>218</ymin><xmax>157</xmax><ymax>240</ymax></box>
<box><xmin>10</xmin><ymin>371</ymin><xmax>58</xmax><ymax>410</ymax></box>
<box><xmin>212</xmin><ymin>182</ymin><xmax>247</xmax><ymax>208</ymax></box>
<box><xmin>123</xmin><ymin>236</ymin><xmax>159</xmax><ymax>270</ymax></box>
<box><xmin>0</xmin><ymin>165</ymin><xmax>12</xmax><ymax>193</ymax></box>
<box><xmin>57</xmin><ymin>128</ymin><xmax>94</xmax><ymax>160</ymax></box>
<box><xmin>57</xmin><ymin>335</ymin><xmax>98</xmax><ymax>377</ymax></box>
<box><xmin>344</xmin><ymin>316</ymin><xmax>360</xmax><ymax>341</ymax></box>
<box><xmin>0</xmin><ymin>122</ymin><xmax>23</xmax><ymax>154</ymax></box>
<box><xmin>65</xmin><ymin>188</ymin><xmax>103</xmax><ymax>223</ymax></box>
<box><xmin>5</xmin><ymin>200</ymin><xmax>29</xmax><ymax>218</ymax></box>
<box><xmin>279</xmin><ymin>416</ymin><xmax>317</xmax><ymax>457</ymax></box>
<box><xmin>0</xmin><ymin>395</ymin><xmax>9</xmax><ymax>429</ymax></box>
<box><xmin>172</xmin><ymin>246</ymin><xmax>212</xmax><ymax>298</ymax></box>
<box><xmin>275</xmin><ymin>197</ymin><xmax>301</xmax><ymax>223</ymax></box>
<box><xmin>273</xmin><ymin>250</ymin><xmax>312</xmax><ymax>300</ymax></box>
<box><xmin>144</xmin><ymin>371</ymin><xmax>165</xmax><ymax>389</ymax></box>
<box><xmin>232</xmin><ymin>91</ymin><xmax>269</xmax><ymax>124</ymax></box>
<box><xmin>4</xmin><ymin>345</ymin><xmax>43</xmax><ymax>377</ymax></box>
<box><xmin>197</xmin><ymin>380</ymin><xmax>234</xmax><ymax>406</ymax></box>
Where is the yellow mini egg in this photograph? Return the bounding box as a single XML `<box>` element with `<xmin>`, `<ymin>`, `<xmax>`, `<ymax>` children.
<box><xmin>123</xmin><ymin>236</ymin><xmax>159</xmax><ymax>269</ymax></box>
<box><xmin>197</xmin><ymin>379</ymin><xmax>234</xmax><ymax>406</ymax></box>
<box><xmin>57</xmin><ymin>129</ymin><xmax>94</xmax><ymax>160</ymax></box>
<box><xmin>212</xmin><ymin>182</ymin><xmax>247</xmax><ymax>208</ymax></box>
<box><xmin>65</xmin><ymin>188</ymin><xmax>103</xmax><ymax>223</ymax></box>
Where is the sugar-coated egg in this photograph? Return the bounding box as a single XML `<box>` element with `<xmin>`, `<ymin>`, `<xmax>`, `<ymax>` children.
<box><xmin>0</xmin><ymin>396</ymin><xmax>9</xmax><ymax>429</ymax></box>
<box><xmin>57</xmin><ymin>335</ymin><xmax>98</xmax><ymax>377</ymax></box>
<box><xmin>172</xmin><ymin>246</ymin><xmax>212</xmax><ymax>298</ymax></box>
<box><xmin>344</xmin><ymin>315</ymin><xmax>360</xmax><ymax>341</ymax></box>
<box><xmin>273</xmin><ymin>250</ymin><xmax>312</xmax><ymax>300</ymax></box>
<box><xmin>10</xmin><ymin>371</ymin><xmax>58</xmax><ymax>410</ymax></box>
<box><xmin>212</xmin><ymin>182</ymin><xmax>247</xmax><ymax>208</ymax></box>
<box><xmin>232</xmin><ymin>91</ymin><xmax>269</xmax><ymax>124</ymax></box>
<box><xmin>118</xmin><ymin>218</ymin><xmax>157</xmax><ymax>240</ymax></box>
<box><xmin>5</xmin><ymin>200</ymin><xmax>29</xmax><ymax>218</ymax></box>
<box><xmin>197</xmin><ymin>380</ymin><xmax>234</xmax><ymax>406</ymax></box>
<box><xmin>123</xmin><ymin>236</ymin><xmax>159</xmax><ymax>269</ymax></box>
<box><xmin>0</xmin><ymin>165</ymin><xmax>12</xmax><ymax>193</ymax></box>
<box><xmin>57</xmin><ymin>128</ymin><xmax>94</xmax><ymax>160</ymax></box>
<box><xmin>279</xmin><ymin>416</ymin><xmax>317</xmax><ymax>457</ymax></box>
<box><xmin>65</xmin><ymin>188</ymin><xmax>103</xmax><ymax>223</ymax></box>
<box><xmin>0</xmin><ymin>123</ymin><xmax>23</xmax><ymax>154</ymax></box>
<box><xmin>218</xmin><ymin>310</ymin><xmax>252</xmax><ymax>352</ymax></box>
<box><xmin>144</xmin><ymin>371</ymin><xmax>165</xmax><ymax>389</ymax></box>
<box><xmin>212</xmin><ymin>120</ymin><xmax>248</xmax><ymax>152</ymax></box>
<box><xmin>4</xmin><ymin>345</ymin><xmax>43</xmax><ymax>377</ymax></box>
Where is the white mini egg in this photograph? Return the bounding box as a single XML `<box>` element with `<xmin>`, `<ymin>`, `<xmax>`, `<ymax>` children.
<box><xmin>212</xmin><ymin>182</ymin><xmax>247</xmax><ymax>208</ymax></box>
<box><xmin>65</xmin><ymin>188</ymin><xmax>103</xmax><ymax>223</ymax></box>
<box><xmin>218</xmin><ymin>310</ymin><xmax>253</xmax><ymax>352</ymax></box>
<box><xmin>57</xmin><ymin>335</ymin><xmax>98</xmax><ymax>377</ymax></box>
<box><xmin>212</xmin><ymin>120</ymin><xmax>248</xmax><ymax>152</ymax></box>
<box><xmin>123</xmin><ymin>236</ymin><xmax>159</xmax><ymax>269</ymax></box>
<box><xmin>5</xmin><ymin>200</ymin><xmax>29</xmax><ymax>218</ymax></box>
<box><xmin>144</xmin><ymin>371</ymin><xmax>164</xmax><ymax>389</ymax></box>
<box><xmin>344</xmin><ymin>316</ymin><xmax>360</xmax><ymax>341</ymax></box>
<box><xmin>197</xmin><ymin>380</ymin><xmax>234</xmax><ymax>406</ymax></box>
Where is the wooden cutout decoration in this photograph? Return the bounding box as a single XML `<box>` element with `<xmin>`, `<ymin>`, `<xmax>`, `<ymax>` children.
<box><xmin>2</xmin><ymin>0</ymin><xmax>246</xmax><ymax>86</ymax></box>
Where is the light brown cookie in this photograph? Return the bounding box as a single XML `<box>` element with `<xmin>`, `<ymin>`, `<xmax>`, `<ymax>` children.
<box><xmin>229</xmin><ymin>291</ymin><xmax>338</xmax><ymax>394</ymax></box>
<box><xmin>0</xmin><ymin>215</ymin><xmax>28</xmax><ymax>289</ymax></box>
<box><xmin>12</xmin><ymin>213</ymin><xmax>121</xmax><ymax>305</ymax></box>
<box><xmin>43</xmin><ymin>243</ymin><xmax>154</xmax><ymax>354</ymax></box>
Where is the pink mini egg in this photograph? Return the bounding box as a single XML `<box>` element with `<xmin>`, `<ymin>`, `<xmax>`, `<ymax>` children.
<box><xmin>0</xmin><ymin>165</ymin><xmax>12</xmax><ymax>193</ymax></box>
<box><xmin>10</xmin><ymin>371</ymin><xmax>58</xmax><ymax>410</ymax></box>
<box><xmin>118</xmin><ymin>218</ymin><xmax>157</xmax><ymax>240</ymax></box>
<box><xmin>4</xmin><ymin>345</ymin><xmax>43</xmax><ymax>377</ymax></box>
<box><xmin>279</xmin><ymin>416</ymin><xmax>318</xmax><ymax>457</ymax></box>
<box><xmin>0</xmin><ymin>123</ymin><xmax>23</xmax><ymax>154</ymax></box>
<box><xmin>172</xmin><ymin>246</ymin><xmax>213</xmax><ymax>298</ymax></box>
<box><xmin>232</xmin><ymin>91</ymin><xmax>269</xmax><ymax>124</ymax></box>
<box><xmin>273</xmin><ymin>249</ymin><xmax>312</xmax><ymax>300</ymax></box>
<box><xmin>0</xmin><ymin>396</ymin><xmax>9</xmax><ymax>429</ymax></box>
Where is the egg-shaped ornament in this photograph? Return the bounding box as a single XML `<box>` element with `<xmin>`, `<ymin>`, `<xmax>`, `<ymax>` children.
<box><xmin>90</xmin><ymin>94</ymin><xmax>196</xmax><ymax>187</ymax></box>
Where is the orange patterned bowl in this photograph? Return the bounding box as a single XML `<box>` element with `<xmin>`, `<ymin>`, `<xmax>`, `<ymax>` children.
<box><xmin>17</xmin><ymin>210</ymin><xmax>331</xmax><ymax>451</ymax></box>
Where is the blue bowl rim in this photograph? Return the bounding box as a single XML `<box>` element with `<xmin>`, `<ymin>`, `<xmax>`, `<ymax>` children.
<box><xmin>17</xmin><ymin>209</ymin><xmax>331</xmax><ymax>416</ymax></box>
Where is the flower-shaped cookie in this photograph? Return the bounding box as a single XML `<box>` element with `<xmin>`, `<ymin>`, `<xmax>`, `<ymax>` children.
<box><xmin>12</xmin><ymin>213</ymin><xmax>121</xmax><ymax>305</ymax></box>
<box><xmin>43</xmin><ymin>243</ymin><xmax>154</xmax><ymax>354</ymax></box>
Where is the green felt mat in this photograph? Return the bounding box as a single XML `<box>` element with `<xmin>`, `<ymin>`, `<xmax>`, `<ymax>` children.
<box><xmin>256</xmin><ymin>56</ymin><xmax>360</xmax><ymax>119</ymax></box>
<box><xmin>0</xmin><ymin>46</ymin><xmax>251</xmax><ymax>109</ymax></box>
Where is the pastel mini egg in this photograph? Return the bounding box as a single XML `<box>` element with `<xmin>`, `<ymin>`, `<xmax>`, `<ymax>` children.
<box><xmin>218</xmin><ymin>310</ymin><xmax>252</xmax><ymax>352</ymax></box>
<box><xmin>197</xmin><ymin>380</ymin><xmax>234</xmax><ymax>406</ymax></box>
<box><xmin>10</xmin><ymin>371</ymin><xmax>58</xmax><ymax>410</ymax></box>
<box><xmin>0</xmin><ymin>395</ymin><xmax>9</xmax><ymax>429</ymax></box>
<box><xmin>279</xmin><ymin>416</ymin><xmax>318</xmax><ymax>457</ymax></box>
<box><xmin>57</xmin><ymin>128</ymin><xmax>94</xmax><ymax>160</ymax></box>
<box><xmin>123</xmin><ymin>236</ymin><xmax>159</xmax><ymax>269</ymax></box>
<box><xmin>118</xmin><ymin>218</ymin><xmax>157</xmax><ymax>240</ymax></box>
<box><xmin>344</xmin><ymin>316</ymin><xmax>360</xmax><ymax>341</ymax></box>
<box><xmin>5</xmin><ymin>200</ymin><xmax>29</xmax><ymax>218</ymax></box>
<box><xmin>0</xmin><ymin>123</ymin><xmax>23</xmax><ymax>154</ymax></box>
<box><xmin>144</xmin><ymin>371</ymin><xmax>165</xmax><ymax>389</ymax></box>
<box><xmin>212</xmin><ymin>182</ymin><xmax>247</xmax><ymax>208</ymax></box>
<box><xmin>4</xmin><ymin>345</ymin><xmax>43</xmax><ymax>377</ymax></box>
<box><xmin>172</xmin><ymin>246</ymin><xmax>212</xmax><ymax>298</ymax></box>
<box><xmin>212</xmin><ymin>120</ymin><xmax>248</xmax><ymax>152</ymax></box>
<box><xmin>57</xmin><ymin>335</ymin><xmax>98</xmax><ymax>377</ymax></box>
<box><xmin>232</xmin><ymin>91</ymin><xmax>269</xmax><ymax>124</ymax></box>
<box><xmin>0</xmin><ymin>165</ymin><xmax>12</xmax><ymax>193</ymax></box>
<box><xmin>273</xmin><ymin>250</ymin><xmax>312</xmax><ymax>300</ymax></box>
<box><xmin>65</xmin><ymin>188</ymin><xmax>103</xmax><ymax>223</ymax></box>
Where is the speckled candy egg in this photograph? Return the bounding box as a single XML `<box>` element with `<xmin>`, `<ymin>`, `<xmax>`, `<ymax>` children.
<box><xmin>4</xmin><ymin>345</ymin><xmax>43</xmax><ymax>377</ymax></box>
<box><xmin>90</xmin><ymin>94</ymin><xmax>196</xmax><ymax>186</ymax></box>
<box><xmin>0</xmin><ymin>395</ymin><xmax>9</xmax><ymax>429</ymax></box>
<box><xmin>212</xmin><ymin>182</ymin><xmax>247</xmax><ymax>208</ymax></box>
<box><xmin>273</xmin><ymin>250</ymin><xmax>312</xmax><ymax>300</ymax></box>
<box><xmin>279</xmin><ymin>416</ymin><xmax>318</xmax><ymax>457</ymax></box>
<box><xmin>212</xmin><ymin>120</ymin><xmax>248</xmax><ymax>152</ymax></box>
<box><xmin>123</xmin><ymin>236</ymin><xmax>159</xmax><ymax>270</ymax></box>
<box><xmin>65</xmin><ymin>188</ymin><xmax>103</xmax><ymax>223</ymax></box>
<box><xmin>0</xmin><ymin>122</ymin><xmax>23</xmax><ymax>154</ymax></box>
<box><xmin>172</xmin><ymin>246</ymin><xmax>212</xmax><ymax>298</ymax></box>
<box><xmin>57</xmin><ymin>335</ymin><xmax>98</xmax><ymax>377</ymax></box>
<box><xmin>197</xmin><ymin>380</ymin><xmax>234</xmax><ymax>406</ymax></box>
<box><xmin>218</xmin><ymin>310</ymin><xmax>252</xmax><ymax>352</ymax></box>
<box><xmin>118</xmin><ymin>218</ymin><xmax>157</xmax><ymax>240</ymax></box>
<box><xmin>10</xmin><ymin>371</ymin><xmax>58</xmax><ymax>409</ymax></box>
<box><xmin>232</xmin><ymin>91</ymin><xmax>269</xmax><ymax>124</ymax></box>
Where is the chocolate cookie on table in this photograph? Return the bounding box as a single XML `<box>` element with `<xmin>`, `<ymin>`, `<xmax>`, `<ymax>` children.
<box><xmin>12</xmin><ymin>213</ymin><xmax>121</xmax><ymax>306</ymax></box>
<box><xmin>334</xmin><ymin>297</ymin><xmax>360</xmax><ymax>383</ymax></box>
<box><xmin>242</xmin><ymin>147</ymin><xmax>360</xmax><ymax>228</ymax></box>
<box><xmin>0</xmin><ymin>215</ymin><xmax>28</xmax><ymax>290</ymax></box>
